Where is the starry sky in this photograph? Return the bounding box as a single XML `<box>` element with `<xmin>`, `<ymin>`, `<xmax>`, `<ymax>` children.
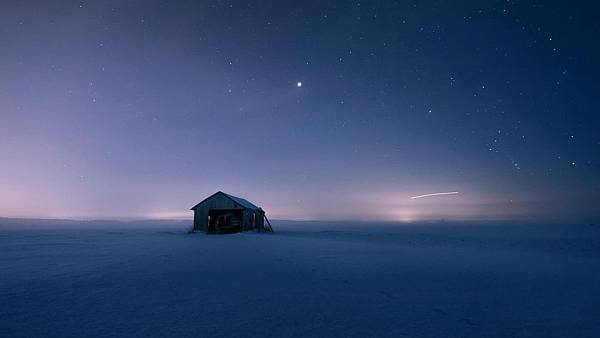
<box><xmin>1</xmin><ymin>1</ymin><xmax>599</xmax><ymax>222</ymax></box>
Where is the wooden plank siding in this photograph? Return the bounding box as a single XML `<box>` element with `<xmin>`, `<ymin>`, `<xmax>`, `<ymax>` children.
<box><xmin>192</xmin><ymin>193</ymin><xmax>241</xmax><ymax>231</ymax></box>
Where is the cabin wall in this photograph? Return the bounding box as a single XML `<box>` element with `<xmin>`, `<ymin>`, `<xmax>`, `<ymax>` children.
<box><xmin>242</xmin><ymin>209</ymin><xmax>254</xmax><ymax>230</ymax></box>
<box><xmin>193</xmin><ymin>209</ymin><xmax>206</xmax><ymax>231</ymax></box>
<box><xmin>255</xmin><ymin>210</ymin><xmax>265</xmax><ymax>229</ymax></box>
<box><xmin>195</xmin><ymin>206</ymin><xmax>266</xmax><ymax>232</ymax></box>
<box><xmin>239</xmin><ymin>209</ymin><xmax>265</xmax><ymax>231</ymax></box>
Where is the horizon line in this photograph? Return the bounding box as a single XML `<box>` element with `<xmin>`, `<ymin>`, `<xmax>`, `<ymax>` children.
<box><xmin>0</xmin><ymin>215</ymin><xmax>590</xmax><ymax>225</ymax></box>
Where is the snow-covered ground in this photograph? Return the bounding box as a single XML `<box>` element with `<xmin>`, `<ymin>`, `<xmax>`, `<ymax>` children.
<box><xmin>1</xmin><ymin>219</ymin><xmax>599</xmax><ymax>337</ymax></box>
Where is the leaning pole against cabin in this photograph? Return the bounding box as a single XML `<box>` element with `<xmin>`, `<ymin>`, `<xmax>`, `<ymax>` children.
<box><xmin>263</xmin><ymin>214</ymin><xmax>274</xmax><ymax>232</ymax></box>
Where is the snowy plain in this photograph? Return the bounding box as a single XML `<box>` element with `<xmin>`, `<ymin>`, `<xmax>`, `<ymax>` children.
<box><xmin>1</xmin><ymin>218</ymin><xmax>599</xmax><ymax>338</ymax></box>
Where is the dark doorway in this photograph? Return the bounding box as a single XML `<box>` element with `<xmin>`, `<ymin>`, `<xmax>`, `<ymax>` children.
<box><xmin>207</xmin><ymin>209</ymin><xmax>242</xmax><ymax>234</ymax></box>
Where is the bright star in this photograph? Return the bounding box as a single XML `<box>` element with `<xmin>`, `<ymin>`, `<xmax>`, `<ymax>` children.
<box><xmin>297</xmin><ymin>81</ymin><xmax>302</xmax><ymax>87</ymax></box>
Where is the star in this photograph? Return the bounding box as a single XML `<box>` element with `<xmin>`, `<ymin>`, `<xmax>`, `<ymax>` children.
<box><xmin>297</xmin><ymin>81</ymin><xmax>302</xmax><ymax>87</ymax></box>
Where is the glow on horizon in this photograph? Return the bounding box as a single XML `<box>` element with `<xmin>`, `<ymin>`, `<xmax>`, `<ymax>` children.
<box><xmin>410</xmin><ymin>192</ymin><xmax>460</xmax><ymax>199</ymax></box>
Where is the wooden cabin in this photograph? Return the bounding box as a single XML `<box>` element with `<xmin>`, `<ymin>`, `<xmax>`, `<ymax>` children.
<box><xmin>190</xmin><ymin>191</ymin><xmax>273</xmax><ymax>234</ymax></box>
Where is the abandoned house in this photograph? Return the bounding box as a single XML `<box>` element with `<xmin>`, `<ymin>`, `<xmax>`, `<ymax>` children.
<box><xmin>190</xmin><ymin>191</ymin><xmax>273</xmax><ymax>234</ymax></box>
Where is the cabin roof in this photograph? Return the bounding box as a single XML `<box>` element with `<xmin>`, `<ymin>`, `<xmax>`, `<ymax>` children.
<box><xmin>190</xmin><ymin>191</ymin><xmax>261</xmax><ymax>210</ymax></box>
<box><xmin>222</xmin><ymin>192</ymin><xmax>260</xmax><ymax>209</ymax></box>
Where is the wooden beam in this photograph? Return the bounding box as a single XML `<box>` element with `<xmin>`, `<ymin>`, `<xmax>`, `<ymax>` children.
<box><xmin>263</xmin><ymin>214</ymin><xmax>274</xmax><ymax>232</ymax></box>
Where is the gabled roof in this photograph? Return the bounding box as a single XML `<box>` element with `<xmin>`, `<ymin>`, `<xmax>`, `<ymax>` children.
<box><xmin>221</xmin><ymin>192</ymin><xmax>260</xmax><ymax>209</ymax></box>
<box><xmin>190</xmin><ymin>191</ymin><xmax>261</xmax><ymax>210</ymax></box>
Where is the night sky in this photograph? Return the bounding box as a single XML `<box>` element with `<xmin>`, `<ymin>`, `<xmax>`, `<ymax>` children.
<box><xmin>1</xmin><ymin>1</ymin><xmax>599</xmax><ymax>222</ymax></box>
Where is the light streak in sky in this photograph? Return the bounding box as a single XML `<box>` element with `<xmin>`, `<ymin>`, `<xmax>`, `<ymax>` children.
<box><xmin>410</xmin><ymin>191</ymin><xmax>460</xmax><ymax>199</ymax></box>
